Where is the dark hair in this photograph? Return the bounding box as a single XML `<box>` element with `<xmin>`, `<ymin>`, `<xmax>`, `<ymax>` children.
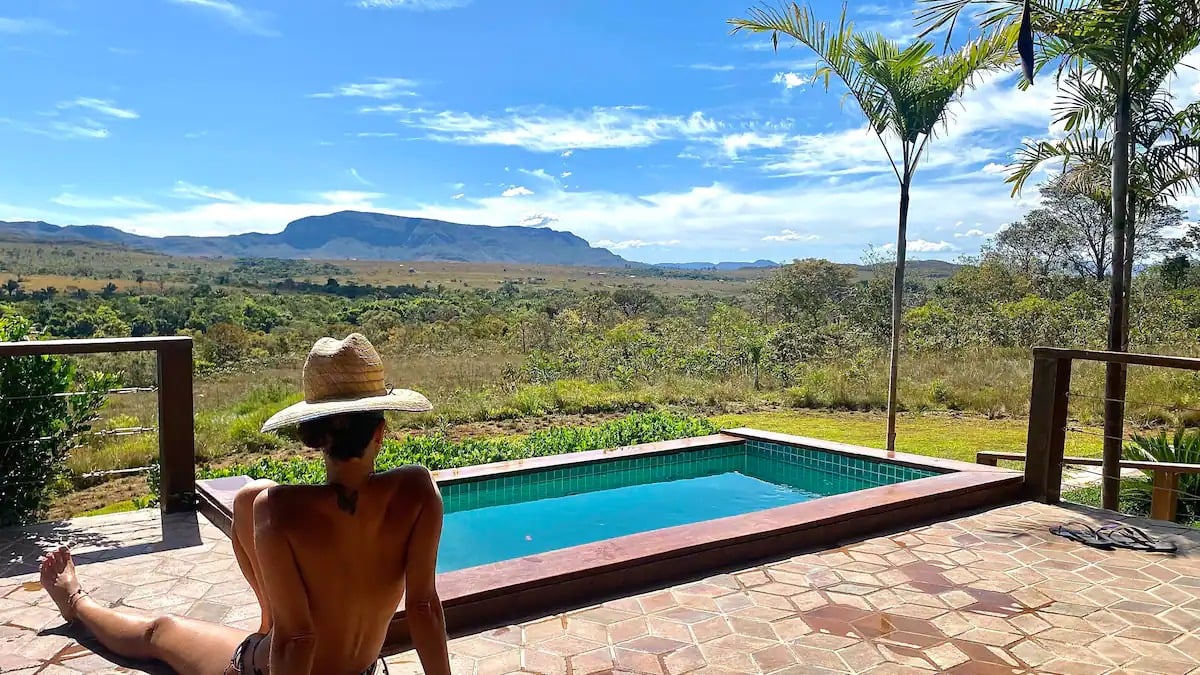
<box><xmin>297</xmin><ymin>412</ymin><xmax>385</xmax><ymax>461</ymax></box>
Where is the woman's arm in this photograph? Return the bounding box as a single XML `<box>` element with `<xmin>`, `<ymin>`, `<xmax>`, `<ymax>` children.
<box><xmin>405</xmin><ymin>473</ymin><xmax>450</xmax><ymax>675</ymax></box>
<box><xmin>254</xmin><ymin>491</ymin><xmax>318</xmax><ymax>675</ymax></box>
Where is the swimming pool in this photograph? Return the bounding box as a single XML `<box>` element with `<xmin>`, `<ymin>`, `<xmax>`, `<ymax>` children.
<box><xmin>196</xmin><ymin>428</ymin><xmax>1022</xmax><ymax>649</ymax></box>
<box><xmin>436</xmin><ymin>440</ymin><xmax>937</xmax><ymax>573</ymax></box>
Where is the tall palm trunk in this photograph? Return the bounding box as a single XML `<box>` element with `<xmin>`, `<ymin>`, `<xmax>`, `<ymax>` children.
<box><xmin>1121</xmin><ymin>197</ymin><xmax>1136</xmax><ymax>350</ymax></box>
<box><xmin>1102</xmin><ymin>86</ymin><xmax>1132</xmax><ymax>510</ymax></box>
<box><xmin>886</xmin><ymin>171</ymin><xmax>912</xmax><ymax>454</ymax></box>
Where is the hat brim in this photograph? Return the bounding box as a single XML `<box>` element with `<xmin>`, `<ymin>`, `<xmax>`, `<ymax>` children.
<box><xmin>260</xmin><ymin>389</ymin><xmax>433</xmax><ymax>432</ymax></box>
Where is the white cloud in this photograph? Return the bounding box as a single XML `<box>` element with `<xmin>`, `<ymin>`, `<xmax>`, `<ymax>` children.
<box><xmin>954</xmin><ymin>228</ymin><xmax>987</xmax><ymax>238</ymax></box>
<box><xmin>90</xmin><ymin>191</ymin><xmax>393</xmax><ymax>237</ymax></box>
<box><xmin>171</xmin><ymin>181</ymin><xmax>244</xmax><ymax>202</ymax></box>
<box><xmin>903</xmin><ymin>239</ymin><xmax>955</xmax><ymax>252</ymax></box>
<box><xmin>355</xmin><ymin>131</ymin><xmax>399</xmax><ymax>138</ymax></box>
<box><xmin>51</xmin><ymin>194</ymin><xmax>159</xmax><ymax>210</ymax></box>
<box><xmin>594</xmin><ymin>239</ymin><xmax>682</xmax><ymax>250</ymax></box>
<box><xmin>1</xmin><ymin>116</ymin><xmax>114</xmax><ymax>141</ymax></box>
<box><xmin>762</xmin><ymin>229</ymin><xmax>820</xmax><ymax>242</ymax></box>
<box><xmin>519</xmin><ymin>213</ymin><xmax>559</xmax><ymax>227</ymax></box>
<box><xmin>772</xmin><ymin>72</ymin><xmax>806</xmax><ymax>89</ymax></box>
<box><xmin>451</xmin><ymin>193</ymin><xmax>465</xmax><ymax>200</ymax></box>
<box><xmin>561</xmin><ymin>149</ymin><xmax>574</xmax><ymax>158</ymax></box>
<box><xmin>688</xmin><ymin>64</ymin><xmax>736</xmax><ymax>72</ymax></box>
<box><xmin>58</xmin><ymin>98</ymin><xmax>139</xmax><ymax>120</ymax></box>
<box><xmin>49</xmin><ymin>121</ymin><xmax>110</xmax><ymax>140</ymax></box>
<box><xmin>0</xmin><ymin>17</ymin><xmax>64</xmax><ymax>34</ymax></box>
<box><xmin>58</xmin><ymin>169</ymin><xmax>1028</xmax><ymax>261</ymax></box>
<box><xmin>373</xmin><ymin>105</ymin><xmax>721</xmax><ymax>152</ymax></box>
<box><xmin>167</xmin><ymin>0</ymin><xmax>274</xmax><ymax>36</ymax></box>
<box><xmin>357</xmin><ymin>0</ymin><xmax>470</xmax><ymax>9</ymax></box>
<box><xmin>722</xmin><ymin>132</ymin><xmax>787</xmax><ymax>158</ymax></box>
<box><xmin>312</xmin><ymin>77</ymin><xmax>418</xmax><ymax>99</ymax></box>
<box><xmin>501</xmin><ymin>186</ymin><xmax>533</xmax><ymax>197</ymax></box>
<box><xmin>561</xmin><ymin>171</ymin><xmax>572</xmax><ymax>178</ymax></box>
<box><xmin>348</xmin><ymin>168</ymin><xmax>372</xmax><ymax>186</ymax></box>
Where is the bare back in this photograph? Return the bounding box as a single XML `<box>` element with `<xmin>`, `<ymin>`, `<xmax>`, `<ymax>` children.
<box><xmin>251</xmin><ymin>465</ymin><xmax>442</xmax><ymax>675</ymax></box>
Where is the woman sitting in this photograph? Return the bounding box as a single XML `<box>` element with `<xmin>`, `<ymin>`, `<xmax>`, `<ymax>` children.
<box><xmin>40</xmin><ymin>333</ymin><xmax>451</xmax><ymax>675</ymax></box>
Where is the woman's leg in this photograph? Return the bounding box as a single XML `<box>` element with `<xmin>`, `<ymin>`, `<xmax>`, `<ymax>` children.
<box><xmin>232</xmin><ymin>478</ymin><xmax>277</xmax><ymax>633</ymax></box>
<box><xmin>41</xmin><ymin>547</ymin><xmax>246</xmax><ymax>675</ymax></box>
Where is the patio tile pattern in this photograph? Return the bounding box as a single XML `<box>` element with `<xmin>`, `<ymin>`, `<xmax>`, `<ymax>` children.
<box><xmin>2</xmin><ymin>502</ymin><xmax>1199</xmax><ymax>674</ymax></box>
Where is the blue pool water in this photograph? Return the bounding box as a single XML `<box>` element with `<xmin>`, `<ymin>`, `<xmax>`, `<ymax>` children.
<box><xmin>431</xmin><ymin>441</ymin><xmax>938</xmax><ymax>574</ymax></box>
<box><xmin>437</xmin><ymin>471</ymin><xmax>817</xmax><ymax>573</ymax></box>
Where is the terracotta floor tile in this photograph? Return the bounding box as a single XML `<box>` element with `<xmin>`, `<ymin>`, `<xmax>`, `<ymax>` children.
<box><xmin>661</xmin><ymin>645</ymin><xmax>705</xmax><ymax>675</ymax></box>
<box><xmin>1115</xmin><ymin>625</ymin><xmax>1181</xmax><ymax>644</ymax></box>
<box><xmin>7</xmin><ymin>503</ymin><xmax>1200</xmax><ymax>675</ymax></box>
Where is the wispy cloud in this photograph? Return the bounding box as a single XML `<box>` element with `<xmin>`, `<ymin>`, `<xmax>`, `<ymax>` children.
<box><xmin>954</xmin><ymin>228</ymin><xmax>987</xmax><ymax>238</ymax></box>
<box><xmin>171</xmin><ymin>181</ymin><xmax>244</xmax><ymax>202</ymax></box>
<box><xmin>167</xmin><ymin>0</ymin><xmax>275</xmax><ymax>36</ymax></box>
<box><xmin>501</xmin><ymin>186</ymin><xmax>533</xmax><ymax>197</ymax></box>
<box><xmin>312</xmin><ymin>77</ymin><xmax>418</xmax><ymax>100</ymax></box>
<box><xmin>356</xmin><ymin>0</ymin><xmax>471</xmax><ymax>9</ymax></box>
<box><xmin>594</xmin><ymin>239</ymin><xmax>682</xmax><ymax>250</ymax></box>
<box><xmin>856</xmin><ymin>3</ymin><xmax>903</xmax><ymax>16</ymax></box>
<box><xmin>519</xmin><ymin>213</ymin><xmax>559</xmax><ymax>227</ymax></box>
<box><xmin>762</xmin><ymin>229</ymin><xmax>820</xmax><ymax>242</ymax></box>
<box><xmin>52</xmin><ymin>193</ymin><xmax>158</xmax><ymax>210</ymax></box>
<box><xmin>348</xmin><ymin>168</ymin><xmax>373</xmax><ymax>186</ymax></box>
<box><xmin>518</xmin><ymin>168</ymin><xmax>558</xmax><ymax>184</ymax></box>
<box><xmin>0</xmin><ymin>17</ymin><xmax>65</xmax><ymax>34</ymax></box>
<box><xmin>1</xmin><ymin>116</ymin><xmax>108</xmax><ymax>140</ymax></box>
<box><xmin>687</xmin><ymin>64</ymin><xmax>736</xmax><ymax>72</ymax></box>
<box><xmin>59</xmin><ymin>98</ymin><xmax>139</xmax><ymax>120</ymax></box>
<box><xmin>561</xmin><ymin>149</ymin><xmax>574</xmax><ymax>158</ymax></box>
<box><xmin>370</xmin><ymin>105</ymin><xmax>721</xmax><ymax>152</ymax></box>
<box><xmin>451</xmin><ymin>193</ymin><xmax>465</xmax><ymax>200</ymax></box>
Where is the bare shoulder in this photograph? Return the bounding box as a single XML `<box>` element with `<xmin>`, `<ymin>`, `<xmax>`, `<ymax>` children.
<box><xmin>251</xmin><ymin>483</ymin><xmax>311</xmax><ymax>531</ymax></box>
<box><xmin>376</xmin><ymin>466</ymin><xmax>441</xmax><ymax>505</ymax></box>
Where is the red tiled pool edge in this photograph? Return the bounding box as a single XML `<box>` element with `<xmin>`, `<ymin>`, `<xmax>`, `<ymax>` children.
<box><xmin>193</xmin><ymin>429</ymin><xmax>1023</xmax><ymax>652</ymax></box>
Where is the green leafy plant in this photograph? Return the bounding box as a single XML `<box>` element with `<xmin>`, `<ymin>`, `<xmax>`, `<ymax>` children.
<box><xmin>0</xmin><ymin>316</ymin><xmax>115</xmax><ymax>526</ymax></box>
<box><xmin>192</xmin><ymin>411</ymin><xmax>718</xmax><ymax>489</ymax></box>
<box><xmin>1121</xmin><ymin>427</ymin><xmax>1200</xmax><ymax>522</ymax></box>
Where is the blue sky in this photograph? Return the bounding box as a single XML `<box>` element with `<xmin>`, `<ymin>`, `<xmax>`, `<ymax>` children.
<box><xmin>1</xmin><ymin>0</ymin><xmax>1196</xmax><ymax>264</ymax></box>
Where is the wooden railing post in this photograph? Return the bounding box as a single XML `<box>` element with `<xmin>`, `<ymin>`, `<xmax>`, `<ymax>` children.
<box><xmin>1025</xmin><ymin>354</ymin><xmax>1072</xmax><ymax>503</ymax></box>
<box><xmin>157</xmin><ymin>339</ymin><xmax>195</xmax><ymax>513</ymax></box>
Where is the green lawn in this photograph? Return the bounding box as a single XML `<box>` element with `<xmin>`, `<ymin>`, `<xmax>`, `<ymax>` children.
<box><xmin>711</xmin><ymin>409</ymin><xmax>1103</xmax><ymax>464</ymax></box>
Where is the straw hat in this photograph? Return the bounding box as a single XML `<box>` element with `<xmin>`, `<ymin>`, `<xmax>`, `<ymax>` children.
<box><xmin>261</xmin><ymin>333</ymin><xmax>432</xmax><ymax>432</ymax></box>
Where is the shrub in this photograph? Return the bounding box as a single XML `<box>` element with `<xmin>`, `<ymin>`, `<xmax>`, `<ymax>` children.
<box><xmin>191</xmin><ymin>411</ymin><xmax>717</xmax><ymax>488</ymax></box>
<box><xmin>1121</xmin><ymin>428</ymin><xmax>1200</xmax><ymax>522</ymax></box>
<box><xmin>0</xmin><ymin>316</ymin><xmax>114</xmax><ymax>526</ymax></box>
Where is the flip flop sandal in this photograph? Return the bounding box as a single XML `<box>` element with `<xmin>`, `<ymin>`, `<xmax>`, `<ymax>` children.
<box><xmin>1097</xmin><ymin>524</ymin><xmax>1178</xmax><ymax>554</ymax></box>
<box><xmin>1049</xmin><ymin>522</ymin><xmax>1115</xmax><ymax>549</ymax></box>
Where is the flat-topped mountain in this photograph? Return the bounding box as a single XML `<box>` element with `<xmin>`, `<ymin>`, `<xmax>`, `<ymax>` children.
<box><xmin>0</xmin><ymin>211</ymin><xmax>630</xmax><ymax>267</ymax></box>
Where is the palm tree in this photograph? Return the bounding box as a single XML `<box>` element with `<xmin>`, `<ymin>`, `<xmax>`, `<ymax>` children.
<box><xmin>919</xmin><ymin>0</ymin><xmax>1200</xmax><ymax>508</ymax></box>
<box><xmin>1010</xmin><ymin>91</ymin><xmax>1200</xmax><ymax>343</ymax></box>
<box><xmin>730</xmin><ymin>3</ymin><xmax>1013</xmax><ymax>452</ymax></box>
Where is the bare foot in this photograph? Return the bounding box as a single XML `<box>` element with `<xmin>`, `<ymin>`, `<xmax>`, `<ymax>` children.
<box><xmin>40</xmin><ymin>546</ymin><xmax>82</xmax><ymax>623</ymax></box>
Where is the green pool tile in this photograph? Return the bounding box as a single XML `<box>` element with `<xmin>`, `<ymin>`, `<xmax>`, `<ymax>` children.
<box><xmin>441</xmin><ymin>440</ymin><xmax>941</xmax><ymax>514</ymax></box>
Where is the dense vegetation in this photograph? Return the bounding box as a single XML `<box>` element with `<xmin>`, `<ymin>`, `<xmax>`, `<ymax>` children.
<box><xmin>0</xmin><ymin>316</ymin><xmax>112</xmax><ymax>526</ymax></box>
<box><xmin>188</xmin><ymin>411</ymin><xmax>717</xmax><ymax>493</ymax></box>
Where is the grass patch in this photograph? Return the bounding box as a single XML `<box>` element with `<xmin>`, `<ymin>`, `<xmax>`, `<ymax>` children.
<box><xmin>711</xmin><ymin>409</ymin><xmax>1103</xmax><ymax>464</ymax></box>
<box><xmin>77</xmin><ymin>499</ymin><xmax>143</xmax><ymax>517</ymax></box>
